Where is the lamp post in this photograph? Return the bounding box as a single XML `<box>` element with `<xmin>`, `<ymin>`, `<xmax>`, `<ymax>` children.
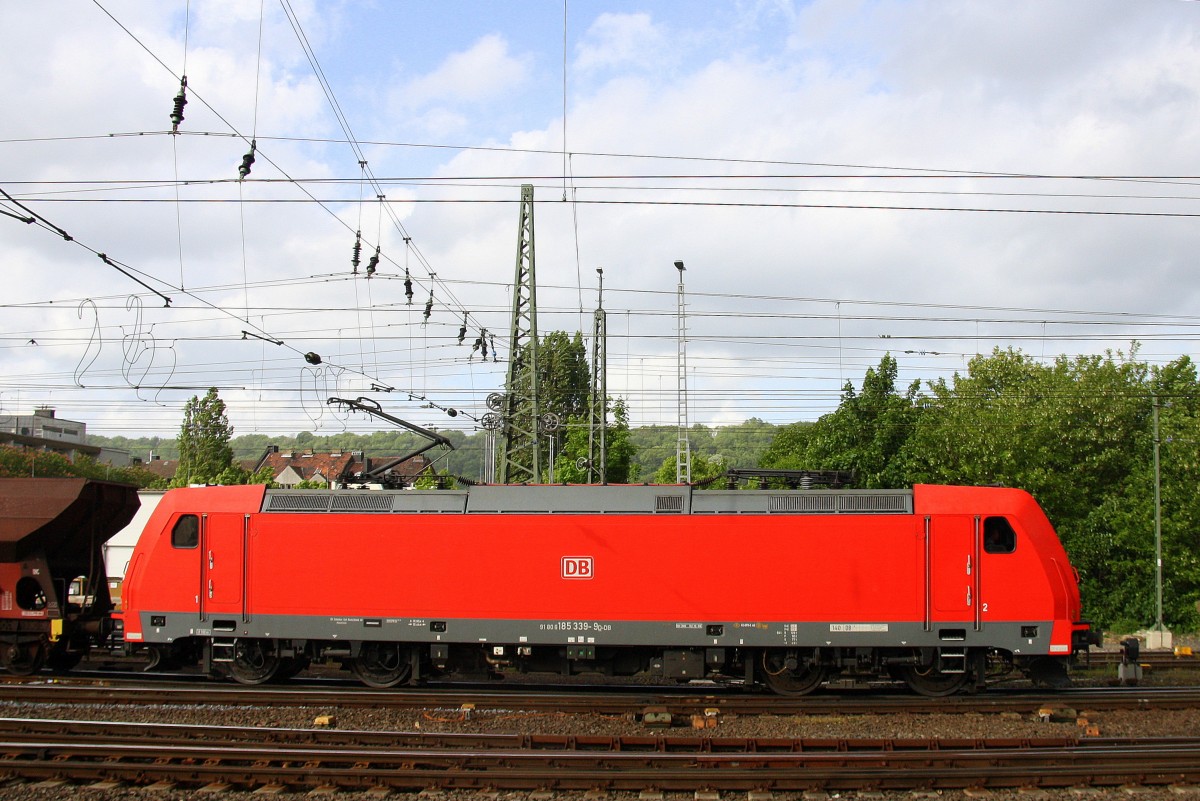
<box><xmin>675</xmin><ymin>260</ymin><xmax>690</xmax><ymax>484</ymax></box>
<box><xmin>1152</xmin><ymin>394</ymin><xmax>1166</xmax><ymax>645</ymax></box>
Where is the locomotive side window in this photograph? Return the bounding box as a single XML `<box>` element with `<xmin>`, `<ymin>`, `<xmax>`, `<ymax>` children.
<box><xmin>172</xmin><ymin>514</ymin><xmax>199</xmax><ymax>548</ymax></box>
<box><xmin>983</xmin><ymin>516</ymin><xmax>1016</xmax><ymax>554</ymax></box>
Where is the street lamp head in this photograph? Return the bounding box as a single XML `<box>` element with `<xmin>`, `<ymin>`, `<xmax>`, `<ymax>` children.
<box><xmin>674</xmin><ymin>260</ymin><xmax>685</xmax><ymax>272</ymax></box>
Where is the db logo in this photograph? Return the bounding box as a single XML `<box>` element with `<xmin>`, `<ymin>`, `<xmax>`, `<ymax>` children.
<box><xmin>561</xmin><ymin>556</ymin><xmax>594</xmax><ymax>580</ymax></box>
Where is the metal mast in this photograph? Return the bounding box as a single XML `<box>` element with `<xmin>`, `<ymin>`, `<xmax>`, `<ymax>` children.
<box><xmin>587</xmin><ymin>268</ymin><xmax>607</xmax><ymax>482</ymax></box>
<box><xmin>499</xmin><ymin>184</ymin><xmax>540</xmax><ymax>483</ymax></box>
<box><xmin>674</xmin><ymin>260</ymin><xmax>691</xmax><ymax>484</ymax></box>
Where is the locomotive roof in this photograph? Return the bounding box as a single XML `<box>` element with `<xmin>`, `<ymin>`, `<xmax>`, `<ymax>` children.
<box><xmin>260</xmin><ymin>485</ymin><xmax>915</xmax><ymax>515</ymax></box>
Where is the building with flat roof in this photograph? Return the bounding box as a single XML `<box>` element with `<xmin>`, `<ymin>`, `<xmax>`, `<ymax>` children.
<box><xmin>0</xmin><ymin>407</ymin><xmax>132</xmax><ymax>466</ymax></box>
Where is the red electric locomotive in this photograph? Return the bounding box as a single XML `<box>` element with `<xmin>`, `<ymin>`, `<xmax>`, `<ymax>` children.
<box><xmin>117</xmin><ymin>483</ymin><xmax>1096</xmax><ymax>695</ymax></box>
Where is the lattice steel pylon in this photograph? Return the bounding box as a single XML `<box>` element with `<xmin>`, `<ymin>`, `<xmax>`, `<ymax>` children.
<box><xmin>586</xmin><ymin>268</ymin><xmax>607</xmax><ymax>483</ymax></box>
<box><xmin>498</xmin><ymin>184</ymin><xmax>541</xmax><ymax>483</ymax></box>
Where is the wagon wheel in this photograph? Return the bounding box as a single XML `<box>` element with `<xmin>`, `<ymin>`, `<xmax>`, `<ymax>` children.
<box><xmin>352</xmin><ymin>642</ymin><xmax>412</xmax><ymax>688</ymax></box>
<box><xmin>901</xmin><ymin>665</ymin><xmax>970</xmax><ymax>697</ymax></box>
<box><xmin>2</xmin><ymin>640</ymin><xmax>47</xmax><ymax>676</ymax></box>
<box><xmin>228</xmin><ymin>639</ymin><xmax>282</xmax><ymax>685</ymax></box>
<box><xmin>46</xmin><ymin>641</ymin><xmax>85</xmax><ymax>673</ymax></box>
<box><xmin>761</xmin><ymin>651</ymin><xmax>825</xmax><ymax>696</ymax></box>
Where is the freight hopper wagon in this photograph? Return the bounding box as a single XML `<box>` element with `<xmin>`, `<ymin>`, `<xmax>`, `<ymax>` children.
<box><xmin>0</xmin><ymin>478</ymin><xmax>139</xmax><ymax>674</ymax></box>
<box><xmin>118</xmin><ymin>483</ymin><xmax>1095</xmax><ymax>695</ymax></box>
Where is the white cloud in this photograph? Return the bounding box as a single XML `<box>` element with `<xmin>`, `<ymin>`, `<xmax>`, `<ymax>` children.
<box><xmin>575</xmin><ymin>13</ymin><xmax>666</xmax><ymax>73</ymax></box>
<box><xmin>399</xmin><ymin>34</ymin><xmax>530</xmax><ymax>108</ymax></box>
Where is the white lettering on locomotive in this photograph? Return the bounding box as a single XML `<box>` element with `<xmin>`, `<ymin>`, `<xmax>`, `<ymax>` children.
<box><xmin>561</xmin><ymin>556</ymin><xmax>594</xmax><ymax>579</ymax></box>
<box><xmin>830</xmin><ymin>623</ymin><xmax>890</xmax><ymax>632</ymax></box>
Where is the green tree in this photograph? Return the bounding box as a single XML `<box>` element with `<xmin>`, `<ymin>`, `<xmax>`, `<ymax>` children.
<box><xmin>503</xmin><ymin>331</ymin><xmax>591</xmax><ymax>480</ymax></box>
<box><xmin>553</xmin><ymin>397</ymin><xmax>638</xmax><ymax>484</ymax></box>
<box><xmin>758</xmin><ymin>422</ymin><xmax>814</xmax><ymax>472</ymax></box>
<box><xmin>903</xmin><ymin>348</ymin><xmax>1148</xmax><ymax>527</ymax></box>
<box><xmin>173</xmin><ymin>388</ymin><xmax>239</xmax><ymax>487</ymax></box>
<box><xmin>627</xmin><ymin>424</ymin><xmax>677</xmax><ymax>481</ymax></box>
<box><xmin>652</xmin><ymin>449</ymin><xmax>726</xmax><ymax>486</ymax></box>
<box><xmin>537</xmin><ymin>331</ymin><xmax>591</xmax><ymax>423</ymax></box>
<box><xmin>759</xmin><ymin>354</ymin><xmax>920</xmax><ymax>488</ymax></box>
<box><xmin>0</xmin><ymin>445</ymin><xmax>162</xmax><ymax>487</ymax></box>
<box><xmin>604</xmin><ymin>399</ymin><xmax>637</xmax><ymax>484</ymax></box>
<box><xmin>1071</xmin><ymin>357</ymin><xmax>1200</xmax><ymax>630</ymax></box>
<box><xmin>0</xmin><ymin>444</ymin><xmax>75</xmax><ymax>478</ymax></box>
<box><xmin>710</xmin><ymin>418</ymin><xmax>776</xmax><ymax>469</ymax></box>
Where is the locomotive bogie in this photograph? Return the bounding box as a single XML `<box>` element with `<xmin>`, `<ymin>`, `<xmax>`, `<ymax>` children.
<box><xmin>115</xmin><ymin>483</ymin><xmax>1094</xmax><ymax>694</ymax></box>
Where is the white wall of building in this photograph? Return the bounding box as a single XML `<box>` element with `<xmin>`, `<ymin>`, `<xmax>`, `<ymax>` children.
<box><xmin>104</xmin><ymin>490</ymin><xmax>163</xmax><ymax>580</ymax></box>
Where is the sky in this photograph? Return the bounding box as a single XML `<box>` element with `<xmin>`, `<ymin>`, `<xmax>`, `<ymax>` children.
<box><xmin>2</xmin><ymin>0</ymin><xmax>1200</xmax><ymax>445</ymax></box>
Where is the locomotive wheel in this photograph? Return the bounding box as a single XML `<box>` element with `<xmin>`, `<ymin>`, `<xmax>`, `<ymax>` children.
<box><xmin>1026</xmin><ymin>656</ymin><xmax>1072</xmax><ymax>689</ymax></box>
<box><xmin>276</xmin><ymin>656</ymin><xmax>309</xmax><ymax>681</ymax></box>
<box><xmin>2</xmin><ymin>641</ymin><xmax>47</xmax><ymax>676</ymax></box>
<box><xmin>228</xmin><ymin>639</ymin><xmax>282</xmax><ymax>685</ymax></box>
<box><xmin>761</xmin><ymin>652</ymin><xmax>826</xmax><ymax>696</ymax></box>
<box><xmin>146</xmin><ymin>644</ymin><xmax>173</xmax><ymax>671</ymax></box>
<box><xmin>901</xmin><ymin>665</ymin><xmax>970</xmax><ymax>697</ymax></box>
<box><xmin>352</xmin><ymin>642</ymin><xmax>412</xmax><ymax>688</ymax></box>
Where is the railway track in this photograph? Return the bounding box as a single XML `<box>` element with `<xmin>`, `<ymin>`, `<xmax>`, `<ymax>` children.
<box><xmin>1081</xmin><ymin>650</ymin><xmax>1199</xmax><ymax>670</ymax></box>
<box><xmin>0</xmin><ymin>717</ymin><xmax>1197</xmax><ymax>794</ymax></box>
<box><xmin>2</xmin><ymin>675</ymin><xmax>1198</xmax><ymax>795</ymax></box>
<box><xmin>2</xmin><ymin>676</ymin><xmax>1199</xmax><ymax>716</ymax></box>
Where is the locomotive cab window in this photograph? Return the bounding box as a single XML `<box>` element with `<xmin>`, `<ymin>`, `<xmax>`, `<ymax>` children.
<box><xmin>983</xmin><ymin>516</ymin><xmax>1016</xmax><ymax>554</ymax></box>
<box><xmin>172</xmin><ymin>514</ymin><xmax>199</xmax><ymax>548</ymax></box>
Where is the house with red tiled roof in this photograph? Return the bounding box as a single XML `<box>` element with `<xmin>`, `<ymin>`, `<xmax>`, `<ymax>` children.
<box><xmin>252</xmin><ymin>448</ymin><xmax>357</xmax><ymax>488</ymax></box>
<box><xmin>141</xmin><ymin>456</ymin><xmax>180</xmax><ymax>482</ymax></box>
<box><xmin>251</xmin><ymin>447</ymin><xmax>432</xmax><ymax>488</ymax></box>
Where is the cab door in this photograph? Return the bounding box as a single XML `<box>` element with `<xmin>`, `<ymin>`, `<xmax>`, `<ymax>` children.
<box><xmin>928</xmin><ymin>515</ymin><xmax>980</xmax><ymax>626</ymax></box>
<box><xmin>199</xmin><ymin>513</ymin><xmax>247</xmax><ymax>622</ymax></box>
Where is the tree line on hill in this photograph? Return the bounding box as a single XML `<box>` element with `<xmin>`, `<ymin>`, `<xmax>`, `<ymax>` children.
<box><xmin>83</xmin><ymin>412</ymin><xmax>780</xmax><ymax>484</ymax></box>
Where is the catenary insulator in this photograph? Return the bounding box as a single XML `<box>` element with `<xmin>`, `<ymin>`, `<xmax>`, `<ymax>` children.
<box><xmin>351</xmin><ymin>231</ymin><xmax>362</xmax><ymax>272</ymax></box>
<box><xmin>169</xmin><ymin>76</ymin><xmax>188</xmax><ymax>132</ymax></box>
<box><xmin>238</xmin><ymin>139</ymin><xmax>256</xmax><ymax>179</ymax></box>
<box><xmin>366</xmin><ymin>247</ymin><xmax>379</xmax><ymax>276</ymax></box>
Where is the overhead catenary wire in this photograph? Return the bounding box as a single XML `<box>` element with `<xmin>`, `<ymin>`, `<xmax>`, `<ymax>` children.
<box><xmin>11</xmin><ymin>1</ymin><xmax>469</xmax><ymax>419</ymax></box>
<box><xmin>275</xmin><ymin>0</ymin><xmax>493</xmax><ymax>369</ymax></box>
